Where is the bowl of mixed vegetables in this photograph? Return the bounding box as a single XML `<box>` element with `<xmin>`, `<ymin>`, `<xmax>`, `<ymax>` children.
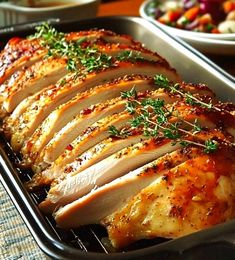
<box><xmin>140</xmin><ymin>0</ymin><xmax>235</xmax><ymax>41</ymax></box>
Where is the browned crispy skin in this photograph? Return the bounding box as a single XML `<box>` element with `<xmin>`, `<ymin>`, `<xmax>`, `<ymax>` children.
<box><xmin>0</xmin><ymin>29</ymin><xmax>136</xmax><ymax>86</ymax></box>
<box><xmin>0</xmin><ymin>29</ymin><xmax>144</xmax><ymax>117</ymax></box>
<box><xmin>0</xmin><ymin>37</ymin><xmax>45</xmax><ymax>85</ymax></box>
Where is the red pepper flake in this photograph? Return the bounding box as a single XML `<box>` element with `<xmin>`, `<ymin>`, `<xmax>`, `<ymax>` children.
<box><xmin>66</xmin><ymin>144</ymin><xmax>73</xmax><ymax>151</ymax></box>
<box><xmin>81</xmin><ymin>107</ymin><xmax>93</xmax><ymax>115</ymax></box>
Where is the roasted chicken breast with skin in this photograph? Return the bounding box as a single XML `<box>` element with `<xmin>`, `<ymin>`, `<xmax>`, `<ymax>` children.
<box><xmin>40</xmin><ymin>137</ymin><xmax>181</xmax><ymax>214</ymax></box>
<box><xmin>33</xmin><ymin>111</ymin><xmax>132</xmax><ymax>174</ymax></box>
<box><xmin>28</xmin><ymin>80</ymin><xmax>216</xmax><ymax>172</ymax></box>
<box><xmin>21</xmin><ymin>75</ymin><xmax>158</xmax><ymax>163</ymax></box>
<box><xmin>27</xmin><ymin>132</ymin><xmax>147</xmax><ymax>190</ymax></box>
<box><xmin>1</xmin><ymin>41</ymin><xmax>164</xmax><ymax>116</ymax></box>
<box><xmin>0</xmin><ymin>37</ymin><xmax>44</xmax><ymax>85</ymax></box>
<box><xmin>1</xmin><ymin>57</ymin><xmax>68</xmax><ymax>114</ymax></box>
<box><xmin>0</xmin><ymin>28</ymin><xmax>138</xmax><ymax>86</ymax></box>
<box><xmin>102</xmin><ymin>143</ymin><xmax>235</xmax><ymax>248</ymax></box>
<box><xmin>32</xmin><ymin>98</ymin><xmax>224</xmax><ymax>190</ymax></box>
<box><xmin>40</xmin><ymin>128</ymin><xmax>232</xmax><ymax>214</ymax></box>
<box><xmin>22</xmin><ymin>78</ymin><xmax>216</xmax><ymax>166</ymax></box>
<box><xmin>2</xmin><ymin>26</ymin><xmax>234</xmax><ymax>250</ymax></box>
<box><xmin>6</xmin><ymin>59</ymin><xmax>179</xmax><ymax>151</ymax></box>
<box><xmin>54</xmin><ymin>147</ymin><xmax>201</xmax><ymax>227</ymax></box>
<box><xmin>0</xmin><ymin>29</ymin><xmax>144</xmax><ymax>117</ymax></box>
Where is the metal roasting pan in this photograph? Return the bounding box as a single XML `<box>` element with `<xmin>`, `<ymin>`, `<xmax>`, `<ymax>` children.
<box><xmin>0</xmin><ymin>16</ymin><xmax>235</xmax><ymax>259</ymax></box>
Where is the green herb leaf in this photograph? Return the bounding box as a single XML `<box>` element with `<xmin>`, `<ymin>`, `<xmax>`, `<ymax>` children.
<box><xmin>121</xmin><ymin>87</ymin><xmax>138</xmax><ymax>100</ymax></box>
<box><xmin>204</xmin><ymin>139</ymin><xmax>218</xmax><ymax>153</ymax></box>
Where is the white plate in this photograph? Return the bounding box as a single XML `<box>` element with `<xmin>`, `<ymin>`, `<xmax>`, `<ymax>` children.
<box><xmin>140</xmin><ymin>0</ymin><xmax>235</xmax><ymax>55</ymax></box>
<box><xmin>0</xmin><ymin>0</ymin><xmax>101</xmax><ymax>27</ymax></box>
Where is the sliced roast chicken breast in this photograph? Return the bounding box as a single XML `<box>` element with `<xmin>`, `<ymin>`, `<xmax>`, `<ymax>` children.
<box><xmin>36</xmin><ymin>97</ymin><xmax>127</xmax><ymax>164</ymax></box>
<box><xmin>54</xmin><ymin>147</ymin><xmax>201</xmax><ymax>228</ymax></box>
<box><xmin>40</xmin><ymin>128</ymin><xmax>232</xmax><ymax>213</ymax></box>
<box><xmin>22</xmin><ymin>78</ymin><xmax>216</xmax><ymax>165</ymax></box>
<box><xmin>39</xmin><ymin>86</ymin><xmax>214</xmax><ymax>164</ymax></box>
<box><xmin>26</xmin><ymin>86</ymin><xmax>216</xmax><ymax>188</ymax></box>
<box><xmin>0</xmin><ymin>29</ymin><xmax>143</xmax><ymax>117</ymax></box>
<box><xmin>38</xmin><ymin>98</ymin><xmax>235</xmax><ymax>212</ymax></box>
<box><xmin>33</xmin><ymin>88</ymin><xmax>171</xmax><ymax>166</ymax></box>
<box><xmin>33</xmin><ymin>111</ymin><xmax>132</xmax><ymax>173</ymax></box>
<box><xmin>2</xmin><ymin>57</ymin><xmax>68</xmax><ymax>114</ymax></box>
<box><xmin>2</xmin><ymin>42</ymin><xmax>166</xmax><ymax>132</ymax></box>
<box><xmin>0</xmin><ymin>37</ymin><xmax>45</xmax><ymax>85</ymax></box>
<box><xmin>21</xmin><ymin>76</ymin><xmax>165</xmax><ymax>165</ymax></box>
<box><xmin>27</xmin><ymin>132</ymin><xmax>147</xmax><ymax>190</ymax></box>
<box><xmin>1</xmin><ymin>26</ymin><xmax>235</xmax><ymax>250</ymax></box>
<box><xmin>7</xmin><ymin>60</ymin><xmax>180</xmax><ymax>151</ymax></box>
<box><xmin>102</xmin><ymin>143</ymin><xmax>235</xmax><ymax>248</ymax></box>
<box><xmin>1</xmin><ymin>41</ymin><xmax>164</xmax><ymax>116</ymax></box>
<box><xmin>40</xmin><ymin>138</ymin><xmax>182</xmax><ymax>214</ymax></box>
<box><xmin>0</xmin><ymin>28</ymin><xmax>137</xmax><ymax>86</ymax></box>
<box><xmin>33</xmin><ymin>99</ymin><xmax>227</xmax><ymax>189</ymax></box>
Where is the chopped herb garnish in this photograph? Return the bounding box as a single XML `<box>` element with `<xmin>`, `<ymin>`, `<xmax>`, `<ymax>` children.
<box><xmin>30</xmin><ymin>22</ymin><xmax>113</xmax><ymax>74</ymax></box>
<box><xmin>120</xmin><ymin>86</ymin><xmax>137</xmax><ymax>99</ymax></box>
<box><xmin>154</xmin><ymin>74</ymin><xmax>220</xmax><ymax>111</ymax></box>
<box><xmin>204</xmin><ymin>139</ymin><xmax>218</xmax><ymax>154</ymax></box>
<box><xmin>108</xmin><ymin>125</ymin><xmax>130</xmax><ymax>138</ymax></box>
<box><xmin>116</xmin><ymin>50</ymin><xmax>144</xmax><ymax>62</ymax></box>
<box><xmin>108</xmin><ymin>75</ymin><xmax>235</xmax><ymax>153</ymax></box>
<box><xmin>181</xmin><ymin>17</ymin><xmax>190</xmax><ymax>25</ymax></box>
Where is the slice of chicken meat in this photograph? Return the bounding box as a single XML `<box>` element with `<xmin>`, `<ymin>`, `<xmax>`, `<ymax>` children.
<box><xmin>102</xmin><ymin>142</ymin><xmax>235</xmax><ymax>248</ymax></box>
<box><xmin>0</xmin><ymin>37</ymin><xmax>45</xmax><ymax>85</ymax></box>
<box><xmin>33</xmin><ymin>111</ymin><xmax>132</xmax><ymax>174</ymax></box>
<box><xmin>27</xmin><ymin>132</ymin><xmax>147</xmax><ymax>190</ymax></box>
<box><xmin>36</xmin><ymin>97</ymin><xmax>127</xmax><ymax>165</ymax></box>
<box><xmin>26</xmin><ymin>83</ymin><xmax>216</xmax><ymax>187</ymax></box>
<box><xmin>36</xmin><ymin>98</ymin><xmax>230</xmax><ymax>177</ymax></box>
<box><xmin>1</xmin><ymin>57</ymin><xmax>68</xmax><ymax>114</ymax></box>
<box><xmin>38</xmin><ymin>95</ymin><xmax>235</xmax><ymax>212</ymax></box>
<box><xmin>39</xmin><ymin>128</ymin><xmax>232</xmax><ymax>214</ymax></box>
<box><xmin>0</xmin><ymin>28</ymin><xmax>138</xmax><ymax>86</ymax></box>
<box><xmin>40</xmin><ymin>137</ymin><xmax>182</xmax><ymax>214</ymax></box>
<box><xmin>54</xmin><ymin>147</ymin><xmax>201</xmax><ymax>228</ymax></box>
<box><xmin>0</xmin><ymin>29</ymin><xmax>144</xmax><ymax>117</ymax></box>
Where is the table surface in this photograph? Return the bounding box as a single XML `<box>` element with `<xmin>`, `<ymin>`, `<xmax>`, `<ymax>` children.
<box><xmin>98</xmin><ymin>0</ymin><xmax>235</xmax><ymax>77</ymax></box>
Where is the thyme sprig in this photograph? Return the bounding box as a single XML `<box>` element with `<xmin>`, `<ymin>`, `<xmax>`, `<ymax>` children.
<box><xmin>154</xmin><ymin>74</ymin><xmax>221</xmax><ymax>112</ymax></box>
<box><xmin>108</xmin><ymin>125</ymin><xmax>132</xmax><ymax>138</ymax></box>
<box><xmin>109</xmin><ymin>77</ymin><xmax>226</xmax><ymax>153</ymax></box>
<box><xmin>30</xmin><ymin>23</ymin><xmax>146</xmax><ymax>75</ymax></box>
<box><xmin>116</xmin><ymin>50</ymin><xmax>144</xmax><ymax>63</ymax></box>
<box><xmin>30</xmin><ymin>23</ymin><xmax>113</xmax><ymax>73</ymax></box>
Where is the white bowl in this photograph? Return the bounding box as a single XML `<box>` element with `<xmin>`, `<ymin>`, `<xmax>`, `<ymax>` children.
<box><xmin>0</xmin><ymin>0</ymin><xmax>101</xmax><ymax>27</ymax></box>
<box><xmin>140</xmin><ymin>0</ymin><xmax>235</xmax><ymax>54</ymax></box>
